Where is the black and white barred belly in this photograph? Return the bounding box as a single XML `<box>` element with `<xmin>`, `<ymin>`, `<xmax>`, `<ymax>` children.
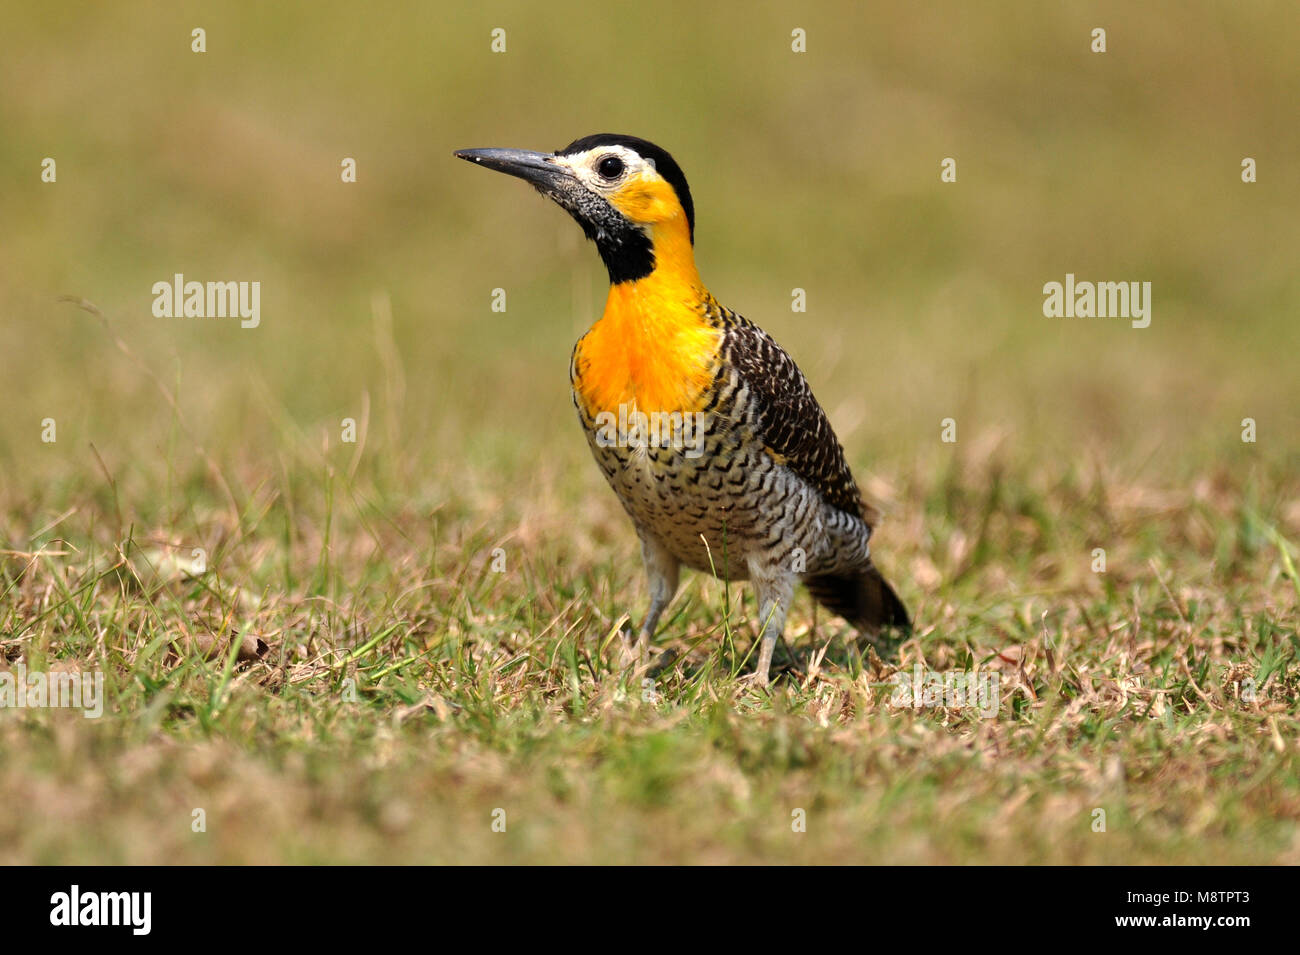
<box><xmin>571</xmin><ymin>352</ymin><xmax>873</xmax><ymax>583</ymax></box>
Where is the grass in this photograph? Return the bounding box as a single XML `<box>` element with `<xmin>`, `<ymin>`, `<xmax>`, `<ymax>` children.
<box><xmin>2</xmin><ymin>339</ymin><xmax>1296</xmax><ymax>862</ymax></box>
<box><xmin>2</xmin><ymin>1</ymin><xmax>1299</xmax><ymax>863</ymax></box>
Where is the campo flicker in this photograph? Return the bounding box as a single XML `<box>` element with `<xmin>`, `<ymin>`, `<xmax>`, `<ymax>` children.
<box><xmin>456</xmin><ymin>134</ymin><xmax>910</xmax><ymax>685</ymax></box>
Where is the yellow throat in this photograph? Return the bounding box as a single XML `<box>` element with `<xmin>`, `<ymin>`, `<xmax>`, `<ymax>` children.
<box><xmin>572</xmin><ymin>213</ymin><xmax>722</xmax><ymax>418</ymax></box>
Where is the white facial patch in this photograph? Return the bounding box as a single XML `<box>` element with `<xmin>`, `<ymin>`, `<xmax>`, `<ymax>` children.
<box><xmin>553</xmin><ymin>145</ymin><xmax>660</xmax><ymax>194</ymax></box>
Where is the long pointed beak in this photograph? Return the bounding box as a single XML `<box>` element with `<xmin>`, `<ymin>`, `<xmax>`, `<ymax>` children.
<box><xmin>454</xmin><ymin>147</ymin><xmax>571</xmax><ymax>192</ymax></box>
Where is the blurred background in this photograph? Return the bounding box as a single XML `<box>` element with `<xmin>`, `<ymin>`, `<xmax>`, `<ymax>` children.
<box><xmin>2</xmin><ymin>0</ymin><xmax>1298</xmax><ymax>868</ymax></box>
<box><xmin>2</xmin><ymin>0</ymin><xmax>1297</xmax><ymax>529</ymax></box>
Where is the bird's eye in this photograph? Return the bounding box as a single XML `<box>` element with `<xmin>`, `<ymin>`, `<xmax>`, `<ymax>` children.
<box><xmin>597</xmin><ymin>155</ymin><xmax>625</xmax><ymax>180</ymax></box>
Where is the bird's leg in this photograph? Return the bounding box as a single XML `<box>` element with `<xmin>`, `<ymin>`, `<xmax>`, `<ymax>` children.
<box><xmin>624</xmin><ymin>536</ymin><xmax>680</xmax><ymax>673</ymax></box>
<box><xmin>749</xmin><ymin>560</ymin><xmax>795</xmax><ymax>687</ymax></box>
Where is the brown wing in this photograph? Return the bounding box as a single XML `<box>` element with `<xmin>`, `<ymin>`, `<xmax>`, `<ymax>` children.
<box><xmin>720</xmin><ymin>310</ymin><xmax>879</xmax><ymax>526</ymax></box>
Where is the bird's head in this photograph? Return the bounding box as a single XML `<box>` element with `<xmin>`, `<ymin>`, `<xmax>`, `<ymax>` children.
<box><xmin>455</xmin><ymin>134</ymin><xmax>696</xmax><ymax>285</ymax></box>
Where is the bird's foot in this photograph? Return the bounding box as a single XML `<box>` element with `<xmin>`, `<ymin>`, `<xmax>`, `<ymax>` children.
<box><xmin>618</xmin><ymin>621</ymin><xmax>638</xmax><ymax>665</ymax></box>
<box><xmin>735</xmin><ymin>669</ymin><xmax>773</xmax><ymax>692</ymax></box>
<box><xmin>617</xmin><ymin>621</ymin><xmax>654</xmax><ymax>677</ymax></box>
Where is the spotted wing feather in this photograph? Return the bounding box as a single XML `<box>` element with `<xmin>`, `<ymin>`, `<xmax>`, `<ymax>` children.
<box><xmin>720</xmin><ymin>311</ymin><xmax>878</xmax><ymax>526</ymax></box>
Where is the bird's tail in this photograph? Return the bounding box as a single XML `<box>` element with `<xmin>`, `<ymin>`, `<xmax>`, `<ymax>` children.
<box><xmin>805</xmin><ymin>563</ymin><xmax>911</xmax><ymax>656</ymax></box>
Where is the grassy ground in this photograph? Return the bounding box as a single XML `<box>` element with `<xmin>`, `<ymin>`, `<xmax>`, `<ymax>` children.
<box><xmin>2</xmin><ymin>2</ymin><xmax>1298</xmax><ymax>863</ymax></box>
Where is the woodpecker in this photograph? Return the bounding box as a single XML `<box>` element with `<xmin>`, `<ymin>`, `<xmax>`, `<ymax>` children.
<box><xmin>456</xmin><ymin>134</ymin><xmax>909</xmax><ymax>685</ymax></box>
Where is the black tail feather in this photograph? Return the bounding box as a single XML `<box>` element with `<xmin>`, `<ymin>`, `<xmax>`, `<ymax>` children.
<box><xmin>805</xmin><ymin>564</ymin><xmax>911</xmax><ymax>652</ymax></box>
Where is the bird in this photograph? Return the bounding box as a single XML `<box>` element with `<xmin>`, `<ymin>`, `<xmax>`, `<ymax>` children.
<box><xmin>455</xmin><ymin>134</ymin><xmax>909</xmax><ymax>686</ymax></box>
